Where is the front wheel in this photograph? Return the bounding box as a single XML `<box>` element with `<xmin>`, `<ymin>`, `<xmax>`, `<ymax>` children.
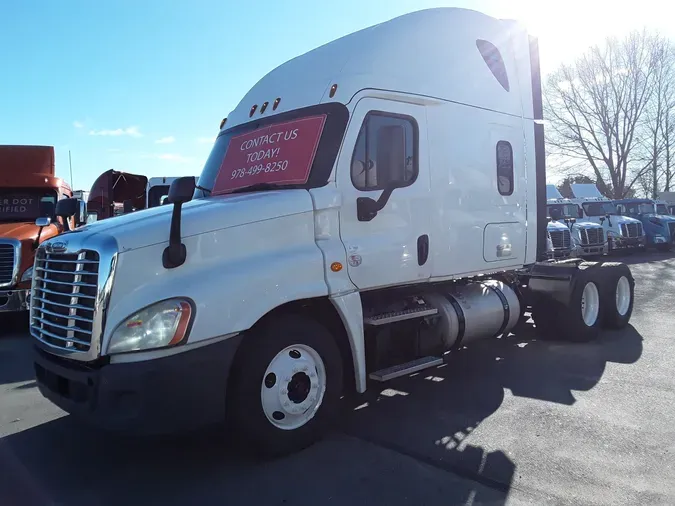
<box><xmin>227</xmin><ymin>314</ymin><xmax>344</xmax><ymax>457</ymax></box>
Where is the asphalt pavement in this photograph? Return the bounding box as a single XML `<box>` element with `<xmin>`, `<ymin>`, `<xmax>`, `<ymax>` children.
<box><xmin>1</xmin><ymin>252</ymin><xmax>673</xmax><ymax>506</ymax></box>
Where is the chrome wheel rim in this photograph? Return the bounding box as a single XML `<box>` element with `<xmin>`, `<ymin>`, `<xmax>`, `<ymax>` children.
<box><xmin>260</xmin><ymin>344</ymin><xmax>327</xmax><ymax>430</ymax></box>
<box><xmin>581</xmin><ymin>281</ymin><xmax>600</xmax><ymax>327</ymax></box>
<box><xmin>615</xmin><ymin>276</ymin><xmax>631</xmax><ymax>316</ymax></box>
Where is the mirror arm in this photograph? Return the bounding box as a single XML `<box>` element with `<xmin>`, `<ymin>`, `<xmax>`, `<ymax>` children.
<box><xmin>162</xmin><ymin>202</ymin><xmax>186</xmax><ymax>269</ymax></box>
<box><xmin>357</xmin><ymin>184</ymin><xmax>397</xmax><ymax>222</ymax></box>
<box><xmin>33</xmin><ymin>226</ymin><xmax>44</xmax><ymax>250</ymax></box>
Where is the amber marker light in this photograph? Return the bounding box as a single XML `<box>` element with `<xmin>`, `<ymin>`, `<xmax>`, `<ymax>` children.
<box><xmin>330</xmin><ymin>262</ymin><xmax>343</xmax><ymax>272</ymax></box>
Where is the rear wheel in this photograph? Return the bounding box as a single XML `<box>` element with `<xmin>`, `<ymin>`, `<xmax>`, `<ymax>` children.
<box><xmin>598</xmin><ymin>262</ymin><xmax>634</xmax><ymax>330</ymax></box>
<box><xmin>532</xmin><ymin>262</ymin><xmax>603</xmax><ymax>343</ymax></box>
<box><xmin>227</xmin><ymin>314</ymin><xmax>344</xmax><ymax>457</ymax></box>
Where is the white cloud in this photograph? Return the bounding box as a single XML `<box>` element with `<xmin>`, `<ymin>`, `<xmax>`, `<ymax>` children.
<box><xmin>155</xmin><ymin>136</ymin><xmax>176</xmax><ymax>144</ymax></box>
<box><xmin>73</xmin><ymin>120</ymin><xmax>84</xmax><ymax>128</ymax></box>
<box><xmin>196</xmin><ymin>137</ymin><xmax>216</xmax><ymax>145</ymax></box>
<box><xmin>89</xmin><ymin>126</ymin><xmax>143</xmax><ymax>138</ymax></box>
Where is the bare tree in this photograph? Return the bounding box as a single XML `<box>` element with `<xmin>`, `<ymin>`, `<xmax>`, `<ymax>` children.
<box><xmin>640</xmin><ymin>36</ymin><xmax>675</xmax><ymax>197</ymax></box>
<box><xmin>544</xmin><ymin>30</ymin><xmax>666</xmax><ymax>198</ymax></box>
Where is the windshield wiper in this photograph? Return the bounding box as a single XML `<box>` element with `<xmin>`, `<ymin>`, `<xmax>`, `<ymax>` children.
<box><xmin>195</xmin><ymin>185</ymin><xmax>212</xmax><ymax>196</ymax></box>
<box><xmin>230</xmin><ymin>183</ymin><xmax>297</xmax><ymax>194</ymax></box>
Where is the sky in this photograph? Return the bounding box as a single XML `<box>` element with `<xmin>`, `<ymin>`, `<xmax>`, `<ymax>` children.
<box><xmin>1</xmin><ymin>0</ymin><xmax>673</xmax><ymax>191</ymax></box>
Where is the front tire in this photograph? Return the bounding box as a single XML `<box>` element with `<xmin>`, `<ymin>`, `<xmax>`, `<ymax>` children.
<box><xmin>598</xmin><ymin>262</ymin><xmax>635</xmax><ymax>329</ymax></box>
<box><xmin>227</xmin><ymin>313</ymin><xmax>344</xmax><ymax>457</ymax></box>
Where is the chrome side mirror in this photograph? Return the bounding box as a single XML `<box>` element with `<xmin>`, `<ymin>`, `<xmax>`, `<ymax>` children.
<box><xmin>35</xmin><ymin>217</ymin><xmax>52</xmax><ymax>227</ymax></box>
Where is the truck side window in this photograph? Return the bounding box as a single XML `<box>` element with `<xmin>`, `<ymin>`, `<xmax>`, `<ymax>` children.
<box><xmin>351</xmin><ymin>112</ymin><xmax>417</xmax><ymax>191</ymax></box>
<box><xmin>496</xmin><ymin>140</ymin><xmax>513</xmax><ymax>196</ymax></box>
<box><xmin>476</xmin><ymin>39</ymin><xmax>510</xmax><ymax>92</ymax></box>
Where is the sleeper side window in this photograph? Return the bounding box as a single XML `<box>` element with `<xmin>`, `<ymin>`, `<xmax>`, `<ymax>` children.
<box><xmin>496</xmin><ymin>140</ymin><xmax>514</xmax><ymax>196</ymax></box>
<box><xmin>476</xmin><ymin>39</ymin><xmax>510</xmax><ymax>92</ymax></box>
<box><xmin>351</xmin><ymin>112</ymin><xmax>417</xmax><ymax>191</ymax></box>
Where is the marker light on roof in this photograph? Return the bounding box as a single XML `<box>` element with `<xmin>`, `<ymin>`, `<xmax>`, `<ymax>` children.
<box><xmin>219</xmin><ymin>117</ymin><xmax>227</xmax><ymax>129</ymax></box>
<box><xmin>329</xmin><ymin>84</ymin><xmax>338</xmax><ymax>98</ymax></box>
<box><xmin>273</xmin><ymin>97</ymin><xmax>281</xmax><ymax>110</ymax></box>
<box><xmin>249</xmin><ymin>104</ymin><xmax>258</xmax><ymax>117</ymax></box>
<box><xmin>260</xmin><ymin>101</ymin><xmax>269</xmax><ymax>114</ymax></box>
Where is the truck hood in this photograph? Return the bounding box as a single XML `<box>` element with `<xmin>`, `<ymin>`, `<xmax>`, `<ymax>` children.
<box><xmin>571</xmin><ymin>221</ymin><xmax>603</xmax><ymax>230</ymax></box>
<box><xmin>0</xmin><ymin>222</ymin><xmax>40</xmax><ymax>241</ymax></box>
<box><xmin>640</xmin><ymin>213</ymin><xmax>675</xmax><ymax>222</ymax></box>
<box><xmin>70</xmin><ymin>189</ymin><xmax>315</xmax><ymax>252</ymax></box>
<box><xmin>547</xmin><ymin>221</ymin><xmax>568</xmax><ymax>231</ymax></box>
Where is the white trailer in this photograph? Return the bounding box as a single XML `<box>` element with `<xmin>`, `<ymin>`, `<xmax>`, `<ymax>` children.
<box><xmin>30</xmin><ymin>8</ymin><xmax>636</xmax><ymax>457</ymax></box>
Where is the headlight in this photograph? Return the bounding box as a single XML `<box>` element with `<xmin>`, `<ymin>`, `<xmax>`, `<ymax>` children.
<box><xmin>107</xmin><ymin>298</ymin><xmax>193</xmax><ymax>354</ymax></box>
<box><xmin>21</xmin><ymin>267</ymin><xmax>33</xmax><ymax>283</ymax></box>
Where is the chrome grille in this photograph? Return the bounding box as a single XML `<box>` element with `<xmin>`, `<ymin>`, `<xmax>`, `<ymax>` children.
<box><xmin>30</xmin><ymin>249</ymin><xmax>100</xmax><ymax>352</ymax></box>
<box><xmin>621</xmin><ymin>223</ymin><xmax>641</xmax><ymax>238</ymax></box>
<box><xmin>549</xmin><ymin>229</ymin><xmax>571</xmax><ymax>249</ymax></box>
<box><xmin>0</xmin><ymin>243</ymin><xmax>15</xmax><ymax>286</ymax></box>
<box><xmin>582</xmin><ymin>228</ymin><xmax>603</xmax><ymax>245</ymax></box>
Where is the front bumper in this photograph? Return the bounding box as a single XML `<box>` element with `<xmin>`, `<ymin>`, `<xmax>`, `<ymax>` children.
<box><xmin>551</xmin><ymin>248</ymin><xmax>572</xmax><ymax>259</ymax></box>
<box><xmin>0</xmin><ymin>289</ymin><xmax>29</xmax><ymax>313</ymax></box>
<box><xmin>611</xmin><ymin>236</ymin><xmax>646</xmax><ymax>249</ymax></box>
<box><xmin>576</xmin><ymin>244</ymin><xmax>606</xmax><ymax>256</ymax></box>
<box><xmin>33</xmin><ymin>335</ymin><xmax>243</xmax><ymax>435</ymax></box>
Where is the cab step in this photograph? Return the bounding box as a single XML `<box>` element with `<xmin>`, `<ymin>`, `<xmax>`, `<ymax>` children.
<box><xmin>369</xmin><ymin>356</ymin><xmax>444</xmax><ymax>382</ymax></box>
<box><xmin>364</xmin><ymin>305</ymin><xmax>438</xmax><ymax>326</ymax></box>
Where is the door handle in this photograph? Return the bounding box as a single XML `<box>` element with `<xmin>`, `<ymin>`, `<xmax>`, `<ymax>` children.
<box><xmin>417</xmin><ymin>234</ymin><xmax>429</xmax><ymax>266</ymax></box>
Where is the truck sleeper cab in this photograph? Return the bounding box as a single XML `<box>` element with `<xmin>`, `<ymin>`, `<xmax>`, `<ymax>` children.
<box><xmin>614</xmin><ymin>198</ymin><xmax>675</xmax><ymax>251</ymax></box>
<box><xmin>30</xmin><ymin>8</ymin><xmax>636</xmax><ymax>457</ymax></box>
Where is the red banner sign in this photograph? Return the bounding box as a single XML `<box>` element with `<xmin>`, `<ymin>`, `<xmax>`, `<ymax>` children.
<box><xmin>213</xmin><ymin>115</ymin><xmax>327</xmax><ymax>195</ymax></box>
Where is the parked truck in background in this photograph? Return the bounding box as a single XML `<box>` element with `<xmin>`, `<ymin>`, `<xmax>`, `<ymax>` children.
<box><xmin>30</xmin><ymin>8</ymin><xmax>637</xmax><ymax>457</ymax></box>
<box><xmin>86</xmin><ymin>170</ymin><xmax>197</xmax><ymax>221</ymax></box>
<box><xmin>657</xmin><ymin>192</ymin><xmax>675</xmax><ymax>215</ymax></box>
<box><xmin>545</xmin><ymin>220</ymin><xmax>572</xmax><ymax>259</ymax></box>
<box><xmin>614</xmin><ymin>198</ymin><xmax>675</xmax><ymax>251</ymax></box>
<box><xmin>546</xmin><ymin>185</ymin><xmax>606</xmax><ymax>258</ymax></box>
<box><xmin>0</xmin><ymin>145</ymin><xmax>82</xmax><ymax>314</ymax></box>
<box><xmin>569</xmin><ymin>184</ymin><xmax>645</xmax><ymax>253</ymax></box>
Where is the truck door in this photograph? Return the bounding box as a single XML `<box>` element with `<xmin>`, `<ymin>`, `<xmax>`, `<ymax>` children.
<box><xmin>337</xmin><ymin>98</ymin><xmax>432</xmax><ymax>290</ymax></box>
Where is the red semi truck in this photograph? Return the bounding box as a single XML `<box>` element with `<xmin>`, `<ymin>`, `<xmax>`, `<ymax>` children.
<box><xmin>0</xmin><ymin>145</ymin><xmax>84</xmax><ymax>314</ymax></box>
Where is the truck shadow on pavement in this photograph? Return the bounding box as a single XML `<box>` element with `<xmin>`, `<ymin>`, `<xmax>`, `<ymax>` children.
<box><xmin>339</xmin><ymin>320</ymin><xmax>644</xmax><ymax>504</ymax></box>
<box><xmin>0</xmin><ymin>321</ymin><xmax>643</xmax><ymax>506</ymax></box>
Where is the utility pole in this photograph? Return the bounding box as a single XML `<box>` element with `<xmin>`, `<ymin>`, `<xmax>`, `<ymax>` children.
<box><xmin>69</xmin><ymin>150</ymin><xmax>74</xmax><ymax>189</ymax></box>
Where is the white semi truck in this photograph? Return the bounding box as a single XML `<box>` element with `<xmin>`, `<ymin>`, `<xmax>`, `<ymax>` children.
<box><xmin>566</xmin><ymin>184</ymin><xmax>645</xmax><ymax>252</ymax></box>
<box><xmin>29</xmin><ymin>8</ymin><xmax>636</xmax><ymax>457</ymax></box>
<box><xmin>546</xmin><ymin>185</ymin><xmax>606</xmax><ymax>258</ymax></box>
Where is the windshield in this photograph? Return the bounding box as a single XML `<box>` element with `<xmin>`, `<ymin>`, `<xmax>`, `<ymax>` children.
<box><xmin>582</xmin><ymin>201</ymin><xmax>617</xmax><ymax>216</ymax></box>
<box><xmin>195</xmin><ymin>103</ymin><xmax>349</xmax><ymax>198</ymax></box>
<box><xmin>547</xmin><ymin>203</ymin><xmax>581</xmax><ymax>219</ymax></box>
<box><xmin>621</xmin><ymin>202</ymin><xmax>656</xmax><ymax>215</ymax></box>
<box><xmin>0</xmin><ymin>190</ymin><xmax>56</xmax><ymax>222</ymax></box>
<box><xmin>656</xmin><ymin>203</ymin><xmax>668</xmax><ymax>214</ymax></box>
